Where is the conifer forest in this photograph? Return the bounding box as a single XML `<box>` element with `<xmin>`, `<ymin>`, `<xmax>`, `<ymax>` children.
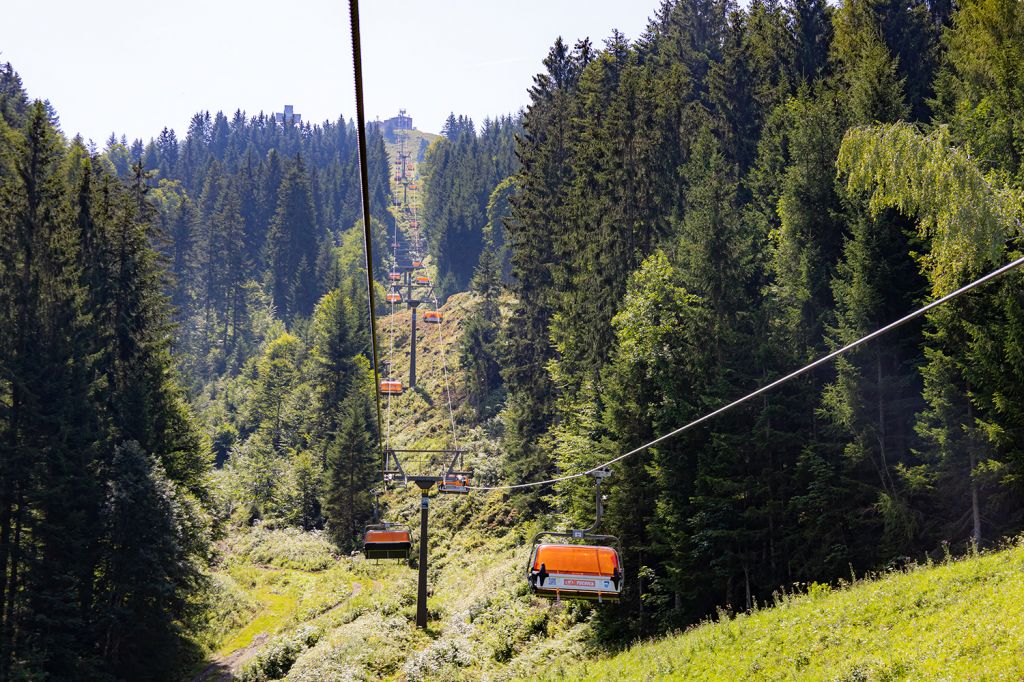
<box><xmin>2</xmin><ymin>0</ymin><xmax>1024</xmax><ymax>678</ymax></box>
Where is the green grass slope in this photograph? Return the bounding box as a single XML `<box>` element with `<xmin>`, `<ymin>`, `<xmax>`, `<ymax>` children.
<box><xmin>384</xmin><ymin>128</ymin><xmax>441</xmax><ymax>165</ymax></box>
<box><xmin>536</xmin><ymin>541</ymin><xmax>1024</xmax><ymax>681</ymax></box>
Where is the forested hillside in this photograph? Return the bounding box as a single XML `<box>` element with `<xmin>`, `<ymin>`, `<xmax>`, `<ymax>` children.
<box><xmin>3</xmin><ymin>0</ymin><xmax>1024</xmax><ymax>678</ymax></box>
<box><xmin>125</xmin><ymin>108</ymin><xmax>393</xmax><ymax>390</ymax></box>
<box><xmin>0</xmin><ymin>62</ymin><xmax>394</xmax><ymax>678</ymax></box>
<box><xmin>497</xmin><ymin>0</ymin><xmax>1024</xmax><ymax>637</ymax></box>
<box><xmin>421</xmin><ymin>114</ymin><xmax>519</xmax><ymax>298</ymax></box>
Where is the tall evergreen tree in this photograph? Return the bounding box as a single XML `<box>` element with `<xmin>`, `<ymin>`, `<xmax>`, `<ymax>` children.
<box><xmin>324</xmin><ymin>360</ymin><xmax>378</xmax><ymax>551</ymax></box>
<box><xmin>502</xmin><ymin>38</ymin><xmax>591</xmax><ymax>496</ymax></box>
<box><xmin>266</xmin><ymin>155</ymin><xmax>321</xmax><ymax>320</ymax></box>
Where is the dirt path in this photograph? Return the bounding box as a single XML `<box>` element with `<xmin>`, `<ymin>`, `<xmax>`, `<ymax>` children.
<box><xmin>190</xmin><ymin>632</ymin><xmax>268</xmax><ymax>682</ymax></box>
<box><xmin>313</xmin><ymin>580</ymin><xmax>365</xmax><ymax>623</ymax></box>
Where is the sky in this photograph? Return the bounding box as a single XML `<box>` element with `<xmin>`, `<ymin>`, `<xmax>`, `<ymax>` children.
<box><xmin>0</xmin><ymin>0</ymin><xmax>657</xmax><ymax>144</ymax></box>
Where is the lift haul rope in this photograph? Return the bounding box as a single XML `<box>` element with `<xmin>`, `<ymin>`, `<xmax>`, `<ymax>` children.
<box><xmin>469</xmin><ymin>254</ymin><xmax>1024</xmax><ymax>491</ymax></box>
<box><xmin>349</xmin><ymin>0</ymin><xmax>385</xmax><ymax>462</ymax></box>
<box><xmin>431</xmin><ymin>284</ymin><xmax>460</xmax><ymax>453</ymax></box>
<box><xmin>346</xmin><ymin>1</ymin><xmax>1024</xmax><ymax>494</ymax></box>
<box><xmin>385</xmin><ymin>224</ymin><xmax>396</xmax><ymax>453</ymax></box>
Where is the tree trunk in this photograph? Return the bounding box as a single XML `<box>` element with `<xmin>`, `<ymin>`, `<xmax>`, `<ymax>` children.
<box><xmin>970</xmin><ymin>449</ymin><xmax>981</xmax><ymax>546</ymax></box>
<box><xmin>4</xmin><ymin>494</ymin><xmax>24</xmax><ymax>669</ymax></box>
<box><xmin>0</xmin><ymin>483</ymin><xmax>10</xmax><ymax>678</ymax></box>
<box><xmin>744</xmin><ymin>563</ymin><xmax>752</xmax><ymax>611</ymax></box>
<box><xmin>877</xmin><ymin>353</ymin><xmax>889</xmax><ymax>492</ymax></box>
<box><xmin>967</xmin><ymin>400</ymin><xmax>982</xmax><ymax>546</ymax></box>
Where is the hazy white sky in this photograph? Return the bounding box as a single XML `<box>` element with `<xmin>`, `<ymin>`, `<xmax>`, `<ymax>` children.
<box><xmin>0</xmin><ymin>1</ymin><xmax>657</xmax><ymax>143</ymax></box>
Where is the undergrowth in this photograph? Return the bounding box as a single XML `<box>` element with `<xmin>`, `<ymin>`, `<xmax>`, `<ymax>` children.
<box><xmin>221</xmin><ymin>526</ymin><xmax>337</xmax><ymax>571</ymax></box>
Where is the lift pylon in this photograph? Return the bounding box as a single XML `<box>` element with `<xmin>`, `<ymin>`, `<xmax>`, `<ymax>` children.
<box><xmin>380</xmin><ymin>448</ymin><xmax>469</xmax><ymax>628</ymax></box>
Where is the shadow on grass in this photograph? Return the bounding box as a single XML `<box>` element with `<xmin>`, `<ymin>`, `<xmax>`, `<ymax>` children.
<box><xmin>412</xmin><ymin>384</ymin><xmax>434</xmax><ymax>406</ymax></box>
<box><xmin>190</xmin><ymin>658</ymin><xmax>233</xmax><ymax>682</ymax></box>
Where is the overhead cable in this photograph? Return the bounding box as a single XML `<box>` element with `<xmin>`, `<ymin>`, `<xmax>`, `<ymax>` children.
<box><xmin>348</xmin><ymin>0</ymin><xmax>386</xmax><ymax>459</ymax></box>
<box><xmin>470</xmin><ymin>254</ymin><xmax>1024</xmax><ymax>491</ymax></box>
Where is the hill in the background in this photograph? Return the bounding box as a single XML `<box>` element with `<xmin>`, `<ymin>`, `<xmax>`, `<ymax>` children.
<box><xmin>383</xmin><ymin>126</ymin><xmax>441</xmax><ymax>164</ymax></box>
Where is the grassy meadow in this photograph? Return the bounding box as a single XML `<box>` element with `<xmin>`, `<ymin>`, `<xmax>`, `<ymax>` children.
<box><xmin>534</xmin><ymin>541</ymin><xmax>1024</xmax><ymax>681</ymax></box>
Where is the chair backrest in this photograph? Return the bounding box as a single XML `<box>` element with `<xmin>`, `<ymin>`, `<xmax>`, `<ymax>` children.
<box><xmin>532</xmin><ymin>544</ymin><xmax>619</xmax><ymax>577</ymax></box>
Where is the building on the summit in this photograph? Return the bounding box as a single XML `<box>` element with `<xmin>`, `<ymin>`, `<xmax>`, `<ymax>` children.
<box><xmin>275</xmin><ymin>105</ymin><xmax>301</xmax><ymax>125</ymax></box>
<box><xmin>378</xmin><ymin>109</ymin><xmax>414</xmax><ymax>140</ymax></box>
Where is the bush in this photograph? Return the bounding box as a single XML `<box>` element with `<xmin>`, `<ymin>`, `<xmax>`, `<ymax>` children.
<box><xmin>224</xmin><ymin>526</ymin><xmax>336</xmax><ymax>571</ymax></box>
<box><xmin>238</xmin><ymin>625</ymin><xmax>320</xmax><ymax>682</ymax></box>
<box><xmin>194</xmin><ymin>572</ymin><xmax>260</xmax><ymax>652</ymax></box>
<box><xmin>287</xmin><ymin>613</ymin><xmax>410</xmax><ymax>681</ymax></box>
<box><xmin>403</xmin><ymin>637</ymin><xmax>474</xmax><ymax>682</ymax></box>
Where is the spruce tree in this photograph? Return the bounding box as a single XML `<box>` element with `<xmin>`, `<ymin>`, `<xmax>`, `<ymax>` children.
<box><xmin>788</xmin><ymin>0</ymin><xmax>833</xmax><ymax>83</ymax></box>
<box><xmin>460</xmin><ymin>238</ymin><xmax>503</xmax><ymax>413</ymax></box>
<box><xmin>502</xmin><ymin>38</ymin><xmax>590</xmax><ymax>496</ymax></box>
<box><xmin>99</xmin><ymin>442</ymin><xmax>205</xmax><ymax>680</ymax></box>
<box><xmin>324</xmin><ymin>360</ymin><xmax>378</xmax><ymax>551</ymax></box>
<box><xmin>266</xmin><ymin>155</ymin><xmax>321</xmax><ymax>320</ymax></box>
<box><xmin>0</xmin><ymin>62</ymin><xmax>29</xmax><ymax>127</ymax></box>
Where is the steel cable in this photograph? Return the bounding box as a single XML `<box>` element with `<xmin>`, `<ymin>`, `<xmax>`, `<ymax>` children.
<box><xmin>470</xmin><ymin>254</ymin><xmax>1024</xmax><ymax>491</ymax></box>
<box><xmin>348</xmin><ymin>0</ymin><xmax>386</xmax><ymax>465</ymax></box>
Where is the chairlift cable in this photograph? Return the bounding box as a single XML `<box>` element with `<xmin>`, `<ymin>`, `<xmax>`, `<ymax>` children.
<box><xmin>348</xmin><ymin>0</ymin><xmax>385</xmax><ymax>463</ymax></box>
<box><xmin>431</xmin><ymin>288</ymin><xmax>460</xmax><ymax>454</ymax></box>
<box><xmin>471</xmin><ymin>254</ymin><xmax>1024</xmax><ymax>491</ymax></box>
<box><xmin>385</xmin><ymin>255</ymin><xmax>397</xmax><ymax>453</ymax></box>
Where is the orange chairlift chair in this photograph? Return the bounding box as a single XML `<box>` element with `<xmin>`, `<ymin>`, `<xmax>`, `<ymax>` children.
<box><xmin>423</xmin><ymin>310</ymin><xmax>443</xmax><ymax>324</ymax></box>
<box><xmin>414</xmin><ymin>275</ymin><xmax>430</xmax><ymax>285</ymax></box>
<box><xmin>438</xmin><ymin>474</ymin><xmax>469</xmax><ymax>493</ymax></box>
<box><xmin>364</xmin><ymin>524</ymin><xmax>412</xmax><ymax>560</ymax></box>
<box><xmin>379</xmin><ymin>378</ymin><xmax>403</xmax><ymax>395</ymax></box>
<box><xmin>386</xmin><ymin>291</ymin><xmax>402</xmax><ymax>304</ymax></box>
<box><xmin>527</xmin><ymin>468</ymin><xmax>622</xmax><ymax>602</ymax></box>
<box><xmin>363</xmin><ymin>490</ymin><xmax>412</xmax><ymax>560</ymax></box>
